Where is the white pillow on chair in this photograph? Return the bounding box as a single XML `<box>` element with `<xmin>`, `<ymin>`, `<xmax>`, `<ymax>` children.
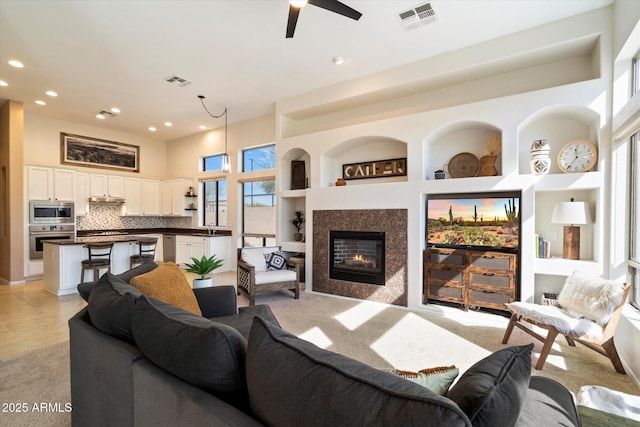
<box><xmin>557</xmin><ymin>272</ymin><xmax>626</xmax><ymax>326</ymax></box>
<box><xmin>241</xmin><ymin>249</ymin><xmax>268</xmax><ymax>272</ymax></box>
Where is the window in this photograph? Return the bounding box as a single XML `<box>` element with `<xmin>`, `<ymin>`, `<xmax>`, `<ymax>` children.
<box><xmin>242</xmin><ymin>179</ymin><xmax>276</xmax><ymax>247</ymax></box>
<box><xmin>628</xmin><ymin>133</ymin><xmax>639</xmax><ymax>308</ymax></box>
<box><xmin>633</xmin><ymin>50</ymin><xmax>640</xmax><ymax>96</ymax></box>
<box><xmin>243</xmin><ymin>145</ymin><xmax>275</xmax><ymax>172</ymax></box>
<box><xmin>203</xmin><ymin>154</ymin><xmax>224</xmax><ymax>172</ymax></box>
<box><xmin>202</xmin><ymin>179</ymin><xmax>227</xmax><ymax>227</ymax></box>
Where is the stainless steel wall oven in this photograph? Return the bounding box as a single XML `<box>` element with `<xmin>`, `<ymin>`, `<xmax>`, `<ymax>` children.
<box><xmin>29</xmin><ymin>224</ymin><xmax>76</xmax><ymax>259</ymax></box>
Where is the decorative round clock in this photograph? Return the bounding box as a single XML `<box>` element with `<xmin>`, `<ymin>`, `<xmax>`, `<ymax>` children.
<box><xmin>557</xmin><ymin>139</ymin><xmax>597</xmax><ymax>173</ymax></box>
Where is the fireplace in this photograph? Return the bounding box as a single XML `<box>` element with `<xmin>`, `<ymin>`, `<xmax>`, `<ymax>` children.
<box><xmin>330</xmin><ymin>231</ymin><xmax>385</xmax><ymax>285</ymax></box>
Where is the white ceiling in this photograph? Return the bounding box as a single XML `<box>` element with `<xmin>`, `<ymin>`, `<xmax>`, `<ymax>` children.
<box><xmin>0</xmin><ymin>0</ymin><xmax>613</xmax><ymax>141</ymax></box>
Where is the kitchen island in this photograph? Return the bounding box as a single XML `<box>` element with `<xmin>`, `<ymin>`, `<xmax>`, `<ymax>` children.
<box><xmin>43</xmin><ymin>229</ymin><xmax>232</xmax><ymax>296</ymax></box>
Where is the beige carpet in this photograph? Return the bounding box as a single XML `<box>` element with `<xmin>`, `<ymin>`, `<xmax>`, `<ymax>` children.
<box><xmin>261</xmin><ymin>290</ymin><xmax>639</xmax><ymax>397</ymax></box>
<box><xmin>1</xmin><ymin>289</ymin><xmax>637</xmax><ymax>427</ymax></box>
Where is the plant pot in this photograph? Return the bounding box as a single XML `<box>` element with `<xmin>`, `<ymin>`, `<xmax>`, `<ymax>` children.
<box><xmin>294</xmin><ymin>233</ymin><xmax>303</xmax><ymax>241</ymax></box>
<box><xmin>192</xmin><ymin>278</ymin><xmax>212</xmax><ymax>288</ymax></box>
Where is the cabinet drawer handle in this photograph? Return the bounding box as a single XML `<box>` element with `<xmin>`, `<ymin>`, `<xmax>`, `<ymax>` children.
<box><xmin>482</xmin><ymin>255</ymin><xmax>496</xmax><ymax>259</ymax></box>
<box><xmin>482</xmin><ymin>273</ymin><xmax>495</xmax><ymax>276</ymax></box>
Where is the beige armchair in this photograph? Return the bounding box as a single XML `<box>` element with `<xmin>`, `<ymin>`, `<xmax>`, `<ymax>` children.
<box><xmin>237</xmin><ymin>246</ymin><xmax>300</xmax><ymax>305</ymax></box>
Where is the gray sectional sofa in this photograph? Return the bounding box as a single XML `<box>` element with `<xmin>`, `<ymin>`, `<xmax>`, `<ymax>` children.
<box><xmin>70</xmin><ymin>263</ymin><xmax>582</xmax><ymax>426</ymax></box>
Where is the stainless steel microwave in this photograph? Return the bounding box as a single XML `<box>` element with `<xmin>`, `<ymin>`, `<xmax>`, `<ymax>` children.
<box><xmin>29</xmin><ymin>200</ymin><xmax>75</xmax><ymax>224</ymax></box>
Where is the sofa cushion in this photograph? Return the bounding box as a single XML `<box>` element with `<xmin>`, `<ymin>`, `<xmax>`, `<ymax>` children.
<box><xmin>87</xmin><ymin>272</ymin><xmax>143</xmax><ymax>342</ymax></box>
<box><xmin>446</xmin><ymin>344</ymin><xmax>533</xmax><ymax>427</ymax></box>
<box><xmin>78</xmin><ymin>261</ymin><xmax>158</xmax><ymax>301</ymax></box>
<box><xmin>265</xmin><ymin>251</ymin><xmax>287</xmax><ymax>271</ymax></box>
<box><xmin>246</xmin><ymin>316</ymin><xmax>469</xmax><ymax>427</ymax></box>
<box><xmin>131</xmin><ymin>296</ymin><xmax>248</xmax><ymax>404</ymax></box>
<box><xmin>130</xmin><ymin>262</ymin><xmax>202</xmax><ymax>315</ymax></box>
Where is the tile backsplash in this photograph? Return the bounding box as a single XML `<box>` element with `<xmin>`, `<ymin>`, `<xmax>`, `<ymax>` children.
<box><xmin>77</xmin><ymin>204</ymin><xmax>194</xmax><ymax>230</ymax></box>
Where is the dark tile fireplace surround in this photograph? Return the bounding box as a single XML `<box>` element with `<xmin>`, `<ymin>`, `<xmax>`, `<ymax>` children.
<box><xmin>313</xmin><ymin>209</ymin><xmax>408</xmax><ymax>306</ymax></box>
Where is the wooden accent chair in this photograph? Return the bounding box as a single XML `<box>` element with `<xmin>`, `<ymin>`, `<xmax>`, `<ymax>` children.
<box><xmin>502</xmin><ymin>272</ymin><xmax>630</xmax><ymax>374</ymax></box>
<box><xmin>237</xmin><ymin>246</ymin><xmax>300</xmax><ymax>305</ymax></box>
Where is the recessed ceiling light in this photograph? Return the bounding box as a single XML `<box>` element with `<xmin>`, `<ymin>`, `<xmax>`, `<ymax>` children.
<box><xmin>0</xmin><ymin>80</ymin><xmax>7</xmax><ymax>87</ymax></box>
<box><xmin>164</xmin><ymin>121</ymin><xmax>173</xmax><ymax>127</ymax></box>
<box><xmin>96</xmin><ymin>114</ymin><xmax>106</xmax><ymax>119</ymax></box>
<box><xmin>333</xmin><ymin>56</ymin><xmax>344</xmax><ymax>65</ymax></box>
<box><xmin>8</xmin><ymin>59</ymin><xmax>24</xmax><ymax>68</ymax></box>
<box><xmin>110</xmin><ymin>107</ymin><xmax>120</xmax><ymax>114</ymax></box>
<box><xmin>46</xmin><ymin>90</ymin><xmax>58</xmax><ymax>97</ymax></box>
<box><xmin>148</xmin><ymin>127</ymin><xmax>157</xmax><ymax>132</ymax></box>
<box><xmin>199</xmin><ymin>125</ymin><xmax>207</xmax><ymax>130</ymax></box>
<box><xmin>35</xmin><ymin>100</ymin><xmax>46</xmax><ymax>106</ymax></box>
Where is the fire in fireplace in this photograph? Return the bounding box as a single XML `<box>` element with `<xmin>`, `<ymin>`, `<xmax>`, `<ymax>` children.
<box><xmin>330</xmin><ymin>231</ymin><xmax>385</xmax><ymax>285</ymax></box>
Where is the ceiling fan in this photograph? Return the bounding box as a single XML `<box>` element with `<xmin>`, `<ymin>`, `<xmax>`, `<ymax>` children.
<box><xmin>286</xmin><ymin>0</ymin><xmax>362</xmax><ymax>38</ymax></box>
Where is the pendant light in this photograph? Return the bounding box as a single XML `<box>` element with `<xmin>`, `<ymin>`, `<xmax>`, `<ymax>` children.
<box><xmin>198</xmin><ymin>95</ymin><xmax>231</xmax><ymax>173</ymax></box>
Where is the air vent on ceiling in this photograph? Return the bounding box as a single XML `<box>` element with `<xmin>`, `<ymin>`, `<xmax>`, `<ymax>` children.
<box><xmin>164</xmin><ymin>74</ymin><xmax>192</xmax><ymax>87</ymax></box>
<box><xmin>398</xmin><ymin>2</ymin><xmax>438</xmax><ymax>31</ymax></box>
<box><xmin>98</xmin><ymin>110</ymin><xmax>117</xmax><ymax>117</ymax></box>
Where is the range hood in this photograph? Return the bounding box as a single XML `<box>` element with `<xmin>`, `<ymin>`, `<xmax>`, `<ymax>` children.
<box><xmin>88</xmin><ymin>196</ymin><xmax>125</xmax><ymax>204</ymax></box>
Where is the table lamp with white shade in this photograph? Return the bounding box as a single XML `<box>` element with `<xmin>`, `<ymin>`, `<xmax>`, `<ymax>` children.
<box><xmin>551</xmin><ymin>198</ymin><xmax>592</xmax><ymax>260</ymax></box>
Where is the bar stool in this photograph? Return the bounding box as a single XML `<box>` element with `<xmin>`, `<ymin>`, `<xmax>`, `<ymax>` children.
<box><xmin>80</xmin><ymin>242</ymin><xmax>114</xmax><ymax>283</ymax></box>
<box><xmin>129</xmin><ymin>237</ymin><xmax>158</xmax><ymax>268</ymax></box>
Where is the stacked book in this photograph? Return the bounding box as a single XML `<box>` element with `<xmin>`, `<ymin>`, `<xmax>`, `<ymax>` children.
<box><xmin>535</xmin><ymin>234</ymin><xmax>551</xmax><ymax>258</ymax></box>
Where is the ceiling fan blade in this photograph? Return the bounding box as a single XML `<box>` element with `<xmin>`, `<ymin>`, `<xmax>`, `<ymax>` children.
<box><xmin>286</xmin><ymin>5</ymin><xmax>301</xmax><ymax>38</ymax></box>
<box><xmin>308</xmin><ymin>0</ymin><xmax>362</xmax><ymax>21</ymax></box>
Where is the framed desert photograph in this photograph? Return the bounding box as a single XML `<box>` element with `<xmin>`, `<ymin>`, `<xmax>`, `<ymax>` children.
<box><xmin>60</xmin><ymin>132</ymin><xmax>140</xmax><ymax>172</ymax></box>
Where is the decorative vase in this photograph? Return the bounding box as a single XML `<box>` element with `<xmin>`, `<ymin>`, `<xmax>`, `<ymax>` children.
<box><xmin>530</xmin><ymin>139</ymin><xmax>551</xmax><ymax>175</ymax></box>
<box><xmin>335</xmin><ymin>178</ymin><xmax>347</xmax><ymax>186</ymax></box>
<box><xmin>192</xmin><ymin>278</ymin><xmax>212</xmax><ymax>288</ymax></box>
<box><xmin>477</xmin><ymin>155</ymin><xmax>498</xmax><ymax>176</ymax></box>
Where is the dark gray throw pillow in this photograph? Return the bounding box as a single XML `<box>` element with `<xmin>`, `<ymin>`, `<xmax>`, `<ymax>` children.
<box><xmin>446</xmin><ymin>344</ymin><xmax>534</xmax><ymax>427</ymax></box>
<box><xmin>131</xmin><ymin>296</ymin><xmax>248</xmax><ymax>404</ymax></box>
<box><xmin>246</xmin><ymin>316</ymin><xmax>469</xmax><ymax>427</ymax></box>
<box><xmin>78</xmin><ymin>261</ymin><xmax>158</xmax><ymax>301</ymax></box>
<box><xmin>87</xmin><ymin>272</ymin><xmax>143</xmax><ymax>342</ymax></box>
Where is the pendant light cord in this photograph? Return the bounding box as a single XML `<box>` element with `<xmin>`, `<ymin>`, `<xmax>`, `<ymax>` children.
<box><xmin>198</xmin><ymin>95</ymin><xmax>228</xmax><ymax>153</ymax></box>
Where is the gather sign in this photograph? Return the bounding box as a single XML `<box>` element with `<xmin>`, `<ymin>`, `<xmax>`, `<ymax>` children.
<box><xmin>342</xmin><ymin>158</ymin><xmax>407</xmax><ymax>180</ymax></box>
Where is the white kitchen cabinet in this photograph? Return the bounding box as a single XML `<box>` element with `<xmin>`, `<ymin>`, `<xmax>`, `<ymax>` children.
<box><xmin>142</xmin><ymin>179</ymin><xmax>161</xmax><ymax>215</ymax></box>
<box><xmin>209</xmin><ymin>236</ymin><xmax>231</xmax><ymax>272</ymax></box>
<box><xmin>43</xmin><ymin>242</ymin><xmax>85</xmax><ymax>296</ymax></box>
<box><xmin>90</xmin><ymin>173</ymin><xmax>125</xmax><ymax>198</ymax></box>
<box><xmin>123</xmin><ymin>177</ymin><xmax>142</xmax><ymax>215</ymax></box>
<box><xmin>111</xmin><ymin>241</ymin><xmax>136</xmax><ymax>274</ymax></box>
<box><xmin>27</xmin><ymin>166</ymin><xmax>75</xmax><ymax>201</ymax></box>
<box><xmin>175</xmin><ymin>235</ymin><xmax>209</xmax><ymax>266</ymax></box>
<box><xmin>162</xmin><ymin>177</ymin><xmax>193</xmax><ymax>216</ymax></box>
<box><xmin>75</xmin><ymin>172</ymin><xmax>90</xmax><ymax>215</ymax></box>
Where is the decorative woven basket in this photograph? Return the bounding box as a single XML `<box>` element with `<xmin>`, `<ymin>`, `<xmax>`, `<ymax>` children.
<box><xmin>448</xmin><ymin>152</ymin><xmax>481</xmax><ymax>178</ymax></box>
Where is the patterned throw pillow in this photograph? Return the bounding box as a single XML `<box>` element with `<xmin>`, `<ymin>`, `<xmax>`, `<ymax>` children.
<box><xmin>265</xmin><ymin>252</ymin><xmax>287</xmax><ymax>271</ymax></box>
<box><xmin>388</xmin><ymin>366</ymin><xmax>459</xmax><ymax>395</ymax></box>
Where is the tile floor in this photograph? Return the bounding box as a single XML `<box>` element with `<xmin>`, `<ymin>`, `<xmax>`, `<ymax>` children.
<box><xmin>0</xmin><ymin>271</ymin><xmax>241</xmax><ymax>359</ymax></box>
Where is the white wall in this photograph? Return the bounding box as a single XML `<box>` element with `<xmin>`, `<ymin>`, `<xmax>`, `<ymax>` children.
<box><xmin>24</xmin><ymin>113</ymin><xmax>167</xmax><ymax>178</ymax></box>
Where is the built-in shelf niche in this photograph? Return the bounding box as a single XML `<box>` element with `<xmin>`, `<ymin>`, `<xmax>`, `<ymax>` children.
<box><xmin>321</xmin><ymin>136</ymin><xmax>407</xmax><ymax>188</ymax></box>
<box><xmin>279</xmin><ymin>148</ymin><xmax>310</xmax><ymax>192</ymax></box>
<box><xmin>423</xmin><ymin>121</ymin><xmax>502</xmax><ymax>180</ymax></box>
<box><xmin>517</xmin><ymin>105</ymin><xmax>600</xmax><ymax>175</ymax></box>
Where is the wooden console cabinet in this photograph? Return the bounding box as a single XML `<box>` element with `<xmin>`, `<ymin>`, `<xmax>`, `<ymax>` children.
<box><xmin>424</xmin><ymin>247</ymin><xmax>517</xmax><ymax>311</ymax></box>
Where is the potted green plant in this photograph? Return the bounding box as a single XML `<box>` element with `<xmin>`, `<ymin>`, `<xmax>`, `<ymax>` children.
<box><xmin>184</xmin><ymin>254</ymin><xmax>224</xmax><ymax>288</ymax></box>
<box><xmin>291</xmin><ymin>210</ymin><xmax>305</xmax><ymax>241</ymax></box>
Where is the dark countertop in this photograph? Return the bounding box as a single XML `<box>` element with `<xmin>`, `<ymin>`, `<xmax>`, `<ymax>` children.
<box><xmin>44</xmin><ymin>228</ymin><xmax>231</xmax><ymax>246</ymax></box>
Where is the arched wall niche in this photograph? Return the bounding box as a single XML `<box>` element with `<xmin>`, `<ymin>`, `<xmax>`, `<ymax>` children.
<box><xmin>279</xmin><ymin>147</ymin><xmax>310</xmax><ymax>191</ymax></box>
<box><xmin>321</xmin><ymin>136</ymin><xmax>408</xmax><ymax>187</ymax></box>
<box><xmin>423</xmin><ymin>121</ymin><xmax>502</xmax><ymax>179</ymax></box>
<box><xmin>517</xmin><ymin>105</ymin><xmax>600</xmax><ymax>175</ymax></box>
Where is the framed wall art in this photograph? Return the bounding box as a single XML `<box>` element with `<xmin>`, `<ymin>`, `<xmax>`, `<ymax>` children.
<box><xmin>60</xmin><ymin>132</ymin><xmax>140</xmax><ymax>173</ymax></box>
